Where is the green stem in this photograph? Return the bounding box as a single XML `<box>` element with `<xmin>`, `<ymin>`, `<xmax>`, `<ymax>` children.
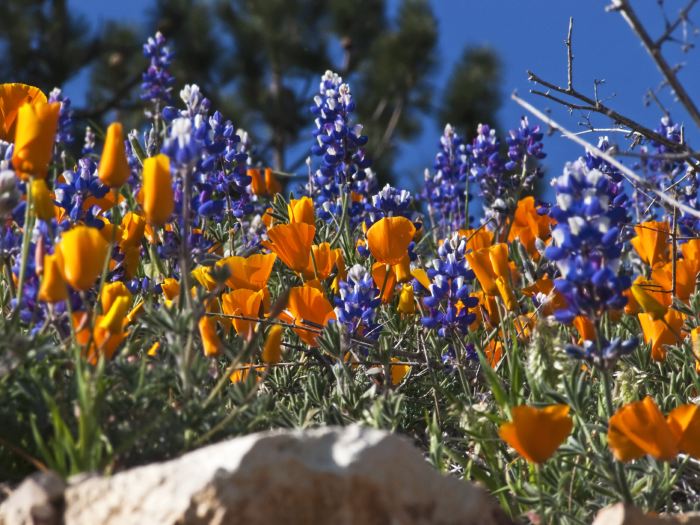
<box><xmin>601</xmin><ymin>366</ymin><xmax>633</xmax><ymax>503</ymax></box>
<box><xmin>14</xmin><ymin>182</ymin><xmax>34</xmax><ymax>321</ymax></box>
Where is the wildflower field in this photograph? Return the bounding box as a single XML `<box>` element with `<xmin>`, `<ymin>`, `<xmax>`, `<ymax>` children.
<box><xmin>3</xmin><ymin>7</ymin><xmax>700</xmax><ymax>524</ymax></box>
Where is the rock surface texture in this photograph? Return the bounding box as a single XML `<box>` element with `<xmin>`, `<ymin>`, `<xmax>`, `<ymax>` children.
<box><xmin>1</xmin><ymin>425</ymin><xmax>512</xmax><ymax>525</ymax></box>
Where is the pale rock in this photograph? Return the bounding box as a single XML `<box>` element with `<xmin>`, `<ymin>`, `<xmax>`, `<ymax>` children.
<box><xmin>593</xmin><ymin>503</ymin><xmax>700</xmax><ymax>525</ymax></box>
<box><xmin>62</xmin><ymin>425</ymin><xmax>512</xmax><ymax>525</ymax></box>
<box><xmin>0</xmin><ymin>471</ymin><xmax>65</xmax><ymax>525</ymax></box>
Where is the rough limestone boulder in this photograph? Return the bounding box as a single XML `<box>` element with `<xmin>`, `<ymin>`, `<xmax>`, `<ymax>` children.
<box><xmin>54</xmin><ymin>425</ymin><xmax>511</xmax><ymax>525</ymax></box>
<box><xmin>592</xmin><ymin>503</ymin><xmax>700</xmax><ymax>525</ymax></box>
<box><xmin>0</xmin><ymin>471</ymin><xmax>65</xmax><ymax>525</ymax></box>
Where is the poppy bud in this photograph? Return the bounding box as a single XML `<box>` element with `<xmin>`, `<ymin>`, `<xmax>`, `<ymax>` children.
<box><xmin>397</xmin><ymin>284</ymin><xmax>415</xmax><ymax>314</ymax></box>
<box><xmin>12</xmin><ymin>101</ymin><xmax>60</xmax><ymax>178</ymax></box>
<box><xmin>142</xmin><ymin>154</ymin><xmax>174</xmax><ymax>226</ymax></box>
<box><xmin>287</xmin><ymin>196</ymin><xmax>315</xmax><ymax>225</ymax></box>
<box><xmin>198</xmin><ymin>315</ymin><xmax>222</xmax><ymax>357</ymax></box>
<box><xmin>98</xmin><ymin>123</ymin><xmax>130</xmax><ymax>187</ymax></box>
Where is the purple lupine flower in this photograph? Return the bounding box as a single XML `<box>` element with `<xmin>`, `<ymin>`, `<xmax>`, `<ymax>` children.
<box><xmin>545</xmin><ymin>159</ymin><xmax>636</xmax><ymax>366</ymax></box>
<box><xmin>334</xmin><ymin>264</ymin><xmax>382</xmax><ymax>344</ymax></box>
<box><xmin>421</xmin><ymin>233</ymin><xmax>478</xmax><ymax>337</ymax></box>
<box><xmin>48</xmin><ymin>88</ymin><xmax>74</xmax><ymax>148</ymax></box>
<box><xmin>141</xmin><ymin>31</ymin><xmax>175</xmax><ymax>113</ymax></box>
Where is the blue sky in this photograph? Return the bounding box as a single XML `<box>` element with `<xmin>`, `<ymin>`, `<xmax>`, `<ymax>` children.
<box><xmin>67</xmin><ymin>0</ymin><xmax>700</xmax><ymax>193</ymax></box>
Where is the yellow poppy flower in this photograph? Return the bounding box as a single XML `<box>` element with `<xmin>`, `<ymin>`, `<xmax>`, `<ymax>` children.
<box><xmin>397</xmin><ymin>284</ymin><xmax>416</xmax><ymax>315</ymax></box>
<box><xmin>366</xmin><ymin>217</ymin><xmax>416</xmax><ymax>266</ymax></box>
<box><xmin>119</xmin><ymin>212</ymin><xmax>146</xmax><ymax>249</ymax></box>
<box><xmin>142</xmin><ymin>154</ymin><xmax>174</xmax><ymax>226</ymax></box>
<box><xmin>390</xmin><ymin>357</ymin><xmax>410</xmax><ymax>385</ymax></box>
<box><xmin>30</xmin><ymin>178</ymin><xmax>55</xmax><ymax>221</ymax></box>
<box><xmin>498</xmin><ymin>404</ymin><xmax>573</xmax><ymax>463</ymax></box>
<box><xmin>100</xmin><ymin>281</ymin><xmax>132</xmax><ymax>314</ymax></box>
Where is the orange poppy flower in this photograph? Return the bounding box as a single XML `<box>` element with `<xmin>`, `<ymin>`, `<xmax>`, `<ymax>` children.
<box><xmin>198</xmin><ymin>315</ymin><xmax>223</xmax><ymax>357</ymax></box>
<box><xmin>262</xmin><ymin>324</ymin><xmax>283</xmax><ymax>364</ymax></box>
<box><xmin>638</xmin><ymin>309</ymin><xmax>684</xmax><ymax>361</ymax></box>
<box><xmin>56</xmin><ymin>226</ymin><xmax>110</xmax><ymax>291</ymax></box>
<box><xmin>142</xmin><ymin>154</ymin><xmax>174</xmax><ymax>226</ymax></box>
<box><xmin>11</xmin><ymin>101</ymin><xmax>60</xmax><ymax>178</ymax></box>
<box><xmin>651</xmin><ymin>259</ymin><xmax>695</xmax><ymax>304</ymax></box>
<box><xmin>219</xmin><ymin>253</ymin><xmax>276</xmax><ymax>291</ymax></box>
<box><xmin>410</xmin><ymin>267</ymin><xmax>432</xmax><ymax>291</ymax></box>
<box><xmin>372</xmin><ymin>262</ymin><xmax>397</xmax><ymax>303</ymax></box>
<box><xmin>0</xmin><ymin>83</ymin><xmax>46</xmax><ymax>141</ymax></box>
<box><xmin>284</xmin><ymin>285</ymin><xmax>336</xmax><ymax>346</ymax></box>
<box><xmin>457</xmin><ymin>228</ymin><xmax>494</xmax><ymax>253</ymax></box>
<box><xmin>192</xmin><ymin>265</ymin><xmax>218</xmax><ymax>291</ymax></box>
<box><xmin>29</xmin><ymin>178</ymin><xmax>55</xmax><ymax>222</ymax></box>
<box><xmin>98</xmin><ymin>122</ymin><xmax>130</xmax><ymax>188</ymax></box>
<box><xmin>262</xmin><ymin>222</ymin><xmax>315</xmax><ymax>273</ymax></box>
<box><xmin>161</xmin><ymin>278</ymin><xmax>180</xmax><ymax>300</ymax></box>
<box><xmin>248</xmin><ymin>167</ymin><xmax>282</xmax><ymax>196</ymax></box>
<box><xmin>37</xmin><ymin>253</ymin><xmax>68</xmax><ymax>303</ymax></box>
<box><xmin>681</xmin><ymin>239</ymin><xmax>700</xmax><ymax>279</ymax></box>
<box><xmin>630</xmin><ymin>277</ymin><xmax>669</xmax><ymax>318</ymax></box>
<box><xmin>498</xmin><ymin>404</ymin><xmax>573</xmax><ymax>463</ymax></box>
<box><xmin>288</xmin><ymin>196</ymin><xmax>315</xmax><ymax>225</ymax></box>
<box><xmin>507</xmin><ymin>196</ymin><xmax>554</xmax><ymax>257</ymax></box>
<box><xmin>667</xmin><ymin>404</ymin><xmax>700</xmax><ymax>459</ymax></box>
<box><xmin>573</xmin><ymin>316</ymin><xmax>596</xmax><ymax>343</ymax></box>
<box><xmin>119</xmin><ymin>212</ymin><xmax>146</xmax><ymax>249</ymax></box>
<box><xmin>366</xmin><ymin>217</ymin><xmax>416</xmax><ymax>266</ymax></box>
<box><xmin>73</xmin><ymin>311</ymin><xmax>127</xmax><ymax>365</ymax></box>
<box><xmin>630</xmin><ymin>221</ymin><xmax>670</xmax><ymax>268</ymax></box>
<box><xmin>522</xmin><ymin>274</ymin><xmax>567</xmax><ymax>316</ymax></box>
<box><xmin>692</xmin><ymin>328</ymin><xmax>700</xmax><ymax>373</ymax></box>
<box><xmin>484</xmin><ymin>339</ymin><xmax>504</xmax><ymax>367</ymax></box>
<box><xmin>100</xmin><ymin>281</ymin><xmax>132</xmax><ymax>314</ymax></box>
<box><xmin>607</xmin><ymin>397</ymin><xmax>679</xmax><ymax>462</ymax></box>
<box><xmin>221</xmin><ymin>289</ymin><xmax>265</xmax><ymax>341</ymax></box>
<box><xmin>469</xmin><ymin>291</ymin><xmax>499</xmax><ymax>330</ymax></box>
<box><xmin>392</xmin><ymin>253</ymin><xmax>412</xmax><ymax>283</ymax></box>
<box><xmin>302</xmin><ymin>242</ymin><xmax>339</xmax><ymax>281</ymax></box>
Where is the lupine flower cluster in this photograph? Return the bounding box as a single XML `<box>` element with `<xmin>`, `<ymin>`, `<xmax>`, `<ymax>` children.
<box><xmin>141</xmin><ymin>31</ymin><xmax>175</xmax><ymax>112</ymax></box>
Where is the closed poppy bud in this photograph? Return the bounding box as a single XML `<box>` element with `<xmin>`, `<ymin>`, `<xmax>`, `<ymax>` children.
<box><xmin>607</xmin><ymin>396</ymin><xmax>679</xmax><ymax>462</ymax></box>
<box><xmin>262</xmin><ymin>222</ymin><xmax>315</xmax><ymax>273</ymax></box>
<box><xmin>0</xmin><ymin>83</ymin><xmax>47</xmax><ymax>141</ymax></box>
<box><xmin>366</xmin><ymin>217</ymin><xmax>416</xmax><ymax>266</ymax></box>
<box><xmin>99</xmin><ymin>295</ymin><xmax>130</xmax><ymax>334</ymax></box>
<box><xmin>466</xmin><ymin>248</ymin><xmax>499</xmax><ymax>296</ymax></box>
<box><xmin>30</xmin><ymin>178</ymin><xmax>54</xmax><ymax>221</ymax></box>
<box><xmin>100</xmin><ymin>281</ymin><xmax>132</xmax><ymax>314</ymax></box>
<box><xmin>98</xmin><ymin>123</ymin><xmax>130</xmax><ymax>187</ymax></box>
<box><xmin>56</xmin><ymin>226</ymin><xmax>110</xmax><ymax>291</ymax></box>
<box><xmin>142</xmin><ymin>154</ymin><xmax>174</xmax><ymax>226</ymax></box>
<box><xmin>288</xmin><ymin>196</ymin><xmax>315</xmax><ymax>225</ymax></box>
<box><xmin>11</xmin><ymin>101</ymin><xmax>60</xmax><ymax>178</ymax></box>
<box><xmin>499</xmin><ymin>404</ymin><xmax>573</xmax><ymax>463</ymax></box>
<box><xmin>198</xmin><ymin>315</ymin><xmax>222</xmax><ymax>357</ymax></box>
<box><xmin>262</xmin><ymin>324</ymin><xmax>283</xmax><ymax>364</ymax></box>
<box><xmin>495</xmin><ymin>276</ymin><xmax>518</xmax><ymax>311</ymax></box>
<box><xmin>397</xmin><ymin>284</ymin><xmax>415</xmax><ymax>314</ymax></box>
<box><xmin>630</xmin><ymin>277</ymin><xmax>667</xmax><ymax>320</ymax></box>
<box><xmin>38</xmin><ymin>253</ymin><xmax>68</xmax><ymax>303</ymax></box>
